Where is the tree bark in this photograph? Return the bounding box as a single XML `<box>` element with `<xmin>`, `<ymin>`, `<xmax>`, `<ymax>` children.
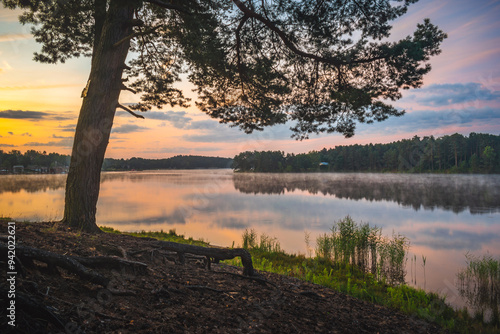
<box><xmin>62</xmin><ymin>2</ymin><xmax>134</xmax><ymax>233</ymax></box>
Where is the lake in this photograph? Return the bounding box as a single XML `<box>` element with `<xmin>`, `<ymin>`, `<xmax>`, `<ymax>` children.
<box><xmin>1</xmin><ymin>170</ymin><xmax>499</xmax><ymax>309</ymax></box>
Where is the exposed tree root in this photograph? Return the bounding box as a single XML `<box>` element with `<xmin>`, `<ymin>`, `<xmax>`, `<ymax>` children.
<box><xmin>1</xmin><ymin>242</ymin><xmax>110</xmax><ymax>287</ymax></box>
<box><xmin>153</xmin><ymin>240</ymin><xmax>254</xmax><ymax>276</ymax></box>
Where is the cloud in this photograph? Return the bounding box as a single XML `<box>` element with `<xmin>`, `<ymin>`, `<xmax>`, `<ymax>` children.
<box><xmin>24</xmin><ymin>137</ymin><xmax>73</xmax><ymax>147</ymax></box>
<box><xmin>185</xmin><ymin>120</ymin><xmax>220</xmax><ymax>130</ymax></box>
<box><xmin>0</xmin><ymin>84</ymin><xmax>80</xmax><ymax>91</ymax></box>
<box><xmin>0</xmin><ymin>33</ymin><xmax>31</xmax><ymax>43</ymax></box>
<box><xmin>413</xmin><ymin>228</ymin><xmax>499</xmax><ymax>251</ymax></box>
<box><xmin>1</xmin><ymin>60</ymin><xmax>12</xmax><ymax>71</ymax></box>
<box><xmin>111</xmin><ymin>124</ymin><xmax>148</xmax><ymax>134</ymax></box>
<box><xmin>58</xmin><ymin>124</ymin><xmax>76</xmax><ymax>132</ymax></box>
<box><xmin>8</xmin><ymin>132</ymin><xmax>13</xmax><ymax>135</ymax></box>
<box><xmin>147</xmin><ymin>111</ymin><xmax>193</xmax><ymax>128</ymax></box>
<box><xmin>21</xmin><ymin>132</ymin><xmax>31</xmax><ymax>137</ymax></box>
<box><xmin>0</xmin><ymin>143</ymin><xmax>15</xmax><ymax>147</ymax></box>
<box><xmin>0</xmin><ymin>110</ymin><xmax>49</xmax><ymax>119</ymax></box>
<box><xmin>119</xmin><ymin>109</ymin><xmax>294</xmax><ymax>143</ymax></box>
<box><xmin>0</xmin><ymin>110</ymin><xmax>75</xmax><ymax>121</ymax></box>
<box><xmin>143</xmin><ymin>146</ymin><xmax>193</xmax><ymax>154</ymax></box>
<box><xmin>117</xmin><ymin>110</ymin><xmax>193</xmax><ymax>129</ymax></box>
<box><xmin>193</xmin><ymin>147</ymin><xmax>223</xmax><ymax>152</ymax></box>
<box><xmin>52</xmin><ymin>134</ymin><xmax>71</xmax><ymax>139</ymax></box>
<box><xmin>183</xmin><ymin>123</ymin><xmax>293</xmax><ymax>143</ymax></box>
<box><xmin>362</xmin><ymin>107</ymin><xmax>500</xmax><ymax>134</ymax></box>
<box><xmin>410</xmin><ymin>83</ymin><xmax>500</xmax><ymax>106</ymax></box>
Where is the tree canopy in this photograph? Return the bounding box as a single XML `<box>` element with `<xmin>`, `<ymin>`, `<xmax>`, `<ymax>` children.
<box><xmin>2</xmin><ymin>0</ymin><xmax>446</xmax><ymax>232</ymax></box>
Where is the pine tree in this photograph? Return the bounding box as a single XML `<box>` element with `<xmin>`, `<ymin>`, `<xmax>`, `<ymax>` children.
<box><xmin>2</xmin><ymin>0</ymin><xmax>446</xmax><ymax>232</ymax></box>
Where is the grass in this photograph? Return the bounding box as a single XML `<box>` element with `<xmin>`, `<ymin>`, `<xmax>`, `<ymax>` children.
<box><xmin>5</xmin><ymin>219</ymin><xmax>495</xmax><ymax>333</ymax></box>
<box><xmin>99</xmin><ymin>226</ymin><xmax>210</xmax><ymax>247</ymax></box>
<box><xmin>314</xmin><ymin>216</ymin><xmax>409</xmax><ymax>285</ymax></box>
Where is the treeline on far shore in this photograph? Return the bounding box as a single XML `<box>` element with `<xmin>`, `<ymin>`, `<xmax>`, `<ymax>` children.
<box><xmin>0</xmin><ymin>150</ymin><xmax>233</xmax><ymax>173</ymax></box>
<box><xmin>232</xmin><ymin>133</ymin><xmax>500</xmax><ymax>173</ymax></box>
<box><xmin>102</xmin><ymin>155</ymin><xmax>233</xmax><ymax>170</ymax></box>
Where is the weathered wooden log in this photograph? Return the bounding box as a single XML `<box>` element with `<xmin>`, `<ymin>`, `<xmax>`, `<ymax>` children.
<box><xmin>154</xmin><ymin>240</ymin><xmax>254</xmax><ymax>276</ymax></box>
<box><xmin>0</xmin><ymin>243</ymin><xmax>109</xmax><ymax>287</ymax></box>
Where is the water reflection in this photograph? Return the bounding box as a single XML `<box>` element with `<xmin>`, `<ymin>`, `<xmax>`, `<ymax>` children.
<box><xmin>0</xmin><ymin>174</ymin><xmax>67</xmax><ymax>194</ymax></box>
<box><xmin>456</xmin><ymin>253</ymin><xmax>500</xmax><ymax>324</ymax></box>
<box><xmin>233</xmin><ymin>173</ymin><xmax>500</xmax><ymax>214</ymax></box>
<box><xmin>1</xmin><ymin>170</ymin><xmax>499</xmax><ymax>310</ymax></box>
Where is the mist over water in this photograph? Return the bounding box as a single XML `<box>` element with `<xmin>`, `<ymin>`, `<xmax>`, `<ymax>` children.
<box><xmin>1</xmin><ymin>170</ymin><xmax>499</xmax><ymax>309</ymax></box>
<box><xmin>233</xmin><ymin>173</ymin><xmax>500</xmax><ymax>214</ymax></box>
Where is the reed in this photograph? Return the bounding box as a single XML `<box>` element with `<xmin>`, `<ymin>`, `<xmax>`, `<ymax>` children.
<box><xmin>96</xmin><ymin>222</ymin><xmax>498</xmax><ymax>333</ymax></box>
<box><xmin>242</xmin><ymin>229</ymin><xmax>283</xmax><ymax>253</ymax></box>
<box><xmin>315</xmin><ymin>216</ymin><xmax>408</xmax><ymax>285</ymax></box>
<box><xmin>457</xmin><ymin>252</ymin><xmax>500</xmax><ymax>326</ymax></box>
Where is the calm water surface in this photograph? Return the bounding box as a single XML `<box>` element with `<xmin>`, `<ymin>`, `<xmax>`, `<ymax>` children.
<box><xmin>1</xmin><ymin>170</ymin><xmax>499</xmax><ymax>309</ymax></box>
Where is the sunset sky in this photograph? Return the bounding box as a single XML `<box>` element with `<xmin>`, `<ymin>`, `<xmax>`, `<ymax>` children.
<box><xmin>1</xmin><ymin>0</ymin><xmax>499</xmax><ymax>159</ymax></box>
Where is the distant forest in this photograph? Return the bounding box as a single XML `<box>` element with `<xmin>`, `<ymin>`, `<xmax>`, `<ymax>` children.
<box><xmin>0</xmin><ymin>150</ymin><xmax>232</xmax><ymax>172</ymax></box>
<box><xmin>102</xmin><ymin>156</ymin><xmax>232</xmax><ymax>170</ymax></box>
<box><xmin>233</xmin><ymin>133</ymin><xmax>500</xmax><ymax>173</ymax></box>
<box><xmin>2</xmin><ymin>132</ymin><xmax>499</xmax><ymax>174</ymax></box>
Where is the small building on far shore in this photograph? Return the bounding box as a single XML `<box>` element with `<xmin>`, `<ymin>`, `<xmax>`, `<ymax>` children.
<box><xmin>27</xmin><ymin>165</ymin><xmax>49</xmax><ymax>173</ymax></box>
<box><xmin>49</xmin><ymin>166</ymin><xmax>69</xmax><ymax>174</ymax></box>
<box><xmin>319</xmin><ymin>162</ymin><xmax>330</xmax><ymax>171</ymax></box>
<box><xmin>13</xmin><ymin>165</ymin><xmax>24</xmax><ymax>174</ymax></box>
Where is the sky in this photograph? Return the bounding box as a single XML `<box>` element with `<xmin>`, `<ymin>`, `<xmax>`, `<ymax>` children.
<box><xmin>0</xmin><ymin>0</ymin><xmax>499</xmax><ymax>159</ymax></box>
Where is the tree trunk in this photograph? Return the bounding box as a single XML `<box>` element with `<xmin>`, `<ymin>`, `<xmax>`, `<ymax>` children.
<box><xmin>62</xmin><ymin>3</ymin><xmax>134</xmax><ymax>233</ymax></box>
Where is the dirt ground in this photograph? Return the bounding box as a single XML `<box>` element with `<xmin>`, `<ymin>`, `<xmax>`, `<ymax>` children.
<box><xmin>0</xmin><ymin>221</ymin><xmax>448</xmax><ymax>333</ymax></box>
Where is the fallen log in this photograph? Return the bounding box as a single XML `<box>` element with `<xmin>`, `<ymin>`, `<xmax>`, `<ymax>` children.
<box><xmin>154</xmin><ymin>240</ymin><xmax>254</xmax><ymax>276</ymax></box>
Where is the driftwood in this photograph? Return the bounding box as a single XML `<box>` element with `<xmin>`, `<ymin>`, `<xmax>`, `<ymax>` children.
<box><xmin>154</xmin><ymin>240</ymin><xmax>254</xmax><ymax>276</ymax></box>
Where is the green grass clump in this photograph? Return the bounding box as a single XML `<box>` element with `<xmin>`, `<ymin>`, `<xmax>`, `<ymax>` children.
<box><xmin>100</xmin><ymin>226</ymin><xmax>209</xmax><ymax>247</ymax></box>
<box><xmin>226</xmin><ymin>217</ymin><xmax>498</xmax><ymax>333</ymax></box>
<box><xmin>315</xmin><ymin>216</ymin><xmax>409</xmax><ymax>285</ymax></box>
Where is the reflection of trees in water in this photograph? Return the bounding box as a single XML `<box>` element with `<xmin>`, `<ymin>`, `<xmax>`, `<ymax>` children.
<box><xmin>0</xmin><ymin>171</ymin><xmax>231</xmax><ymax>194</ymax></box>
<box><xmin>233</xmin><ymin>173</ymin><xmax>500</xmax><ymax>214</ymax></box>
<box><xmin>0</xmin><ymin>175</ymin><xmax>67</xmax><ymax>194</ymax></box>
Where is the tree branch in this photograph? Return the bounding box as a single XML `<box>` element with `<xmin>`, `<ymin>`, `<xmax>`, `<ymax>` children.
<box><xmin>236</xmin><ymin>15</ymin><xmax>250</xmax><ymax>96</ymax></box>
<box><xmin>121</xmin><ymin>84</ymin><xmax>137</xmax><ymax>94</ymax></box>
<box><xmin>92</xmin><ymin>0</ymin><xmax>107</xmax><ymax>59</ymax></box>
<box><xmin>231</xmin><ymin>0</ymin><xmax>391</xmax><ymax>67</ymax></box>
<box><xmin>145</xmin><ymin>0</ymin><xmax>190</xmax><ymax>14</ymax></box>
<box><xmin>113</xmin><ymin>25</ymin><xmax>162</xmax><ymax>48</ymax></box>
<box><xmin>126</xmin><ymin>18</ymin><xmax>144</xmax><ymax>27</ymax></box>
<box><xmin>232</xmin><ymin>0</ymin><xmax>341</xmax><ymax>67</ymax></box>
<box><xmin>117</xmin><ymin>103</ymin><xmax>145</xmax><ymax>119</ymax></box>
